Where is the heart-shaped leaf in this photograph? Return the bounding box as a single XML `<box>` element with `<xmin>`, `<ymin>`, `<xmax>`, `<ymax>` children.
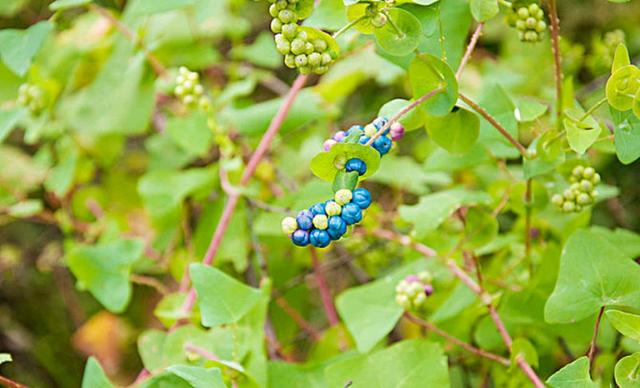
<box><xmin>547</xmin><ymin>357</ymin><xmax>597</xmax><ymax>388</ymax></box>
<box><xmin>409</xmin><ymin>54</ymin><xmax>458</xmax><ymax>116</ymax></box>
<box><xmin>310</xmin><ymin>142</ymin><xmax>381</xmax><ymax>182</ymax></box>
<box><xmin>0</xmin><ymin>21</ymin><xmax>53</xmax><ymax>76</ymax></box>
<box><xmin>606</xmin><ymin>310</ymin><xmax>640</xmax><ymax>342</ymax></box>
<box><xmin>606</xmin><ymin>65</ymin><xmax>640</xmax><ymax>111</ymax></box>
<box><xmin>425</xmin><ymin>107</ymin><xmax>480</xmax><ymax>154</ymax></box>
<box><xmin>374</xmin><ymin>8</ymin><xmax>422</xmax><ymax>56</ymax></box>
<box><xmin>615</xmin><ymin>353</ymin><xmax>640</xmax><ymax>388</ymax></box>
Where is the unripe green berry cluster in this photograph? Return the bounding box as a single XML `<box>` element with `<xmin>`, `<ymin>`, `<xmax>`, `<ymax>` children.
<box><xmin>174</xmin><ymin>67</ymin><xmax>211</xmax><ymax>110</ymax></box>
<box><xmin>395</xmin><ymin>271</ymin><xmax>434</xmax><ymax>311</ymax></box>
<box><xmin>551</xmin><ymin>165</ymin><xmax>601</xmax><ymax>213</ymax></box>
<box><xmin>17</xmin><ymin>83</ymin><xmax>45</xmax><ymax>115</ymax></box>
<box><xmin>510</xmin><ymin>3</ymin><xmax>546</xmax><ymax>43</ymax></box>
<box><xmin>268</xmin><ymin>0</ymin><xmax>335</xmax><ymax>74</ymax></box>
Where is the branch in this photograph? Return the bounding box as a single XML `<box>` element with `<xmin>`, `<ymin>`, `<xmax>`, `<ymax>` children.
<box><xmin>456</xmin><ymin>23</ymin><xmax>484</xmax><ymax>80</ymax></box>
<box><xmin>274</xmin><ymin>295</ymin><xmax>322</xmax><ymax>340</ymax></box>
<box><xmin>130</xmin><ymin>274</ymin><xmax>169</xmax><ymax>295</ymax></box>
<box><xmin>587</xmin><ymin>306</ymin><xmax>605</xmax><ymax>367</ymax></box>
<box><xmin>459</xmin><ymin>93</ymin><xmax>527</xmax><ymax>157</ymax></box>
<box><xmin>547</xmin><ymin>0</ymin><xmax>562</xmax><ymax>125</ymax></box>
<box><xmin>0</xmin><ymin>375</ymin><xmax>28</xmax><ymax>388</ymax></box>
<box><xmin>309</xmin><ymin>247</ymin><xmax>340</xmax><ymax>326</ymax></box>
<box><xmin>405</xmin><ymin>313</ymin><xmax>510</xmax><ymax>366</ymax></box>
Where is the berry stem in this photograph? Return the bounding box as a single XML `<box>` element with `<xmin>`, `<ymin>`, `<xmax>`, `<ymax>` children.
<box><xmin>547</xmin><ymin>0</ymin><xmax>563</xmax><ymax>128</ymax></box>
<box><xmin>333</xmin><ymin>15</ymin><xmax>367</xmax><ymax>39</ymax></box>
<box><xmin>587</xmin><ymin>306</ymin><xmax>605</xmax><ymax>369</ymax></box>
<box><xmin>459</xmin><ymin>93</ymin><xmax>528</xmax><ymax>157</ymax></box>
<box><xmin>274</xmin><ymin>295</ymin><xmax>322</xmax><ymax>340</ymax></box>
<box><xmin>456</xmin><ymin>23</ymin><xmax>484</xmax><ymax>80</ymax></box>
<box><xmin>382</xmin><ymin>10</ymin><xmax>405</xmax><ymax>39</ymax></box>
<box><xmin>309</xmin><ymin>247</ymin><xmax>340</xmax><ymax>326</ymax></box>
<box><xmin>0</xmin><ymin>375</ymin><xmax>27</xmax><ymax>388</ymax></box>
<box><xmin>579</xmin><ymin>96</ymin><xmax>608</xmax><ymax>122</ymax></box>
<box><xmin>404</xmin><ymin>313</ymin><xmax>510</xmax><ymax>366</ymax></box>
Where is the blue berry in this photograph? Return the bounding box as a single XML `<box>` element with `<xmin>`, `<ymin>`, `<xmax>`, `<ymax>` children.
<box><xmin>309</xmin><ymin>229</ymin><xmax>331</xmax><ymax>248</ymax></box>
<box><xmin>352</xmin><ymin>188</ymin><xmax>372</xmax><ymax>209</ymax></box>
<box><xmin>327</xmin><ymin>216</ymin><xmax>347</xmax><ymax>240</ymax></box>
<box><xmin>291</xmin><ymin>229</ymin><xmax>310</xmax><ymax>246</ymax></box>
<box><xmin>345</xmin><ymin>158</ymin><xmax>367</xmax><ymax>176</ymax></box>
<box><xmin>373</xmin><ymin>117</ymin><xmax>389</xmax><ymax>134</ymax></box>
<box><xmin>309</xmin><ymin>202</ymin><xmax>326</xmax><ymax>216</ymax></box>
<box><xmin>347</xmin><ymin>125</ymin><xmax>364</xmax><ymax>136</ymax></box>
<box><xmin>373</xmin><ymin>136</ymin><xmax>392</xmax><ymax>155</ymax></box>
<box><xmin>359</xmin><ymin>135</ymin><xmax>370</xmax><ymax>145</ymax></box>
<box><xmin>296</xmin><ymin>210</ymin><xmax>313</xmax><ymax>230</ymax></box>
<box><xmin>341</xmin><ymin>203</ymin><xmax>363</xmax><ymax>225</ymax></box>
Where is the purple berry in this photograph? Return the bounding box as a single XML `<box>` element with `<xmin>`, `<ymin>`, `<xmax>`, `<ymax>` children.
<box><xmin>390</xmin><ymin>122</ymin><xmax>405</xmax><ymax>141</ymax></box>
<box><xmin>296</xmin><ymin>210</ymin><xmax>313</xmax><ymax>230</ymax></box>
<box><xmin>323</xmin><ymin>139</ymin><xmax>337</xmax><ymax>151</ymax></box>
<box><xmin>291</xmin><ymin>229</ymin><xmax>310</xmax><ymax>246</ymax></box>
<box><xmin>333</xmin><ymin>131</ymin><xmax>346</xmax><ymax>142</ymax></box>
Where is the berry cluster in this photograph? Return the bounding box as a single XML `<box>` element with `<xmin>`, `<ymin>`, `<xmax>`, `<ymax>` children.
<box><xmin>323</xmin><ymin>117</ymin><xmax>405</xmax><ymax>157</ymax></box>
<box><xmin>174</xmin><ymin>67</ymin><xmax>211</xmax><ymax>110</ymax></box>
<box><xmin>508</xmin><ymin>3</ymin><xmax>546</xmax><ymax>43</ymax></box>
<box><xmin>551</xmin><ymin>165</ymin><xmax>601</xmax><ymax>213</ymax></box>
<box><xmin>281</xmin><ymin>188</ymin><xmax>372</xmax><ymax>248</ymax></box>
<box><xmin>269</xmin><ymin>0</ymin><xmax>336</xmax><ymax>74</ymax></box>
<box><xmin>17</xmin><ymin>83</ymin><xmax>45</xmax><ymax>115</ymax></box>
<box><xmin>395</xmin><ymin>271</ymin><xmax>434</xmax><ymax>311</ymax></box>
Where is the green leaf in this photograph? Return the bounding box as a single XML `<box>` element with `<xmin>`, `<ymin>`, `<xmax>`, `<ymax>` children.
<box><xmin>0</xmin><ymin>353</ymin><xmax>12</xmax><ymax>365</ymax></box>
<box><xmin>7</xmin><ymin>199</ymin><xmax>43</xmax><ymax>217</ymax></box>
<box><xmin>335</xmin><ymin>261</ymin><xmax>426</xmax><ymax>352</ymax></box>
<box><xmin>0</xmin><ymin>108</ymin><xmax>26</xmax><ymax>143</ymax></box>
<box><xmin>298</xmin><ymin>26</ymin><xmax>340</xmax><ymax>59</ymax></box>
<box><xmin>513</xmin><ymin>97</ymin><xmax>548</xmax><ymax>122</ymax></box>
<box><xmin>606</xmin><ymin>65</ymin><xmax>640</xmax><ymax>112</ymax></box>
<box><xmin>469</xmin><ymin>0</ymin><xmax>499</xmax><ymax>22</ymax></box>
<box><xmin>305</xmin><ymin>0</ymin><xmax>349</xmax><ymax>31</ymax></box>
<box><xmin>563</xmin><ymin>116</ymin><xmax>601</xmax><ymax>155</ymax></box>
<box><xmin>590</xmin><ymin>226</ymin><xmax>640</xmax><ymax>259</ymax></box>
<box><xmin>612</xmin><ymin>109</ymin><xmax>640</xmax><ymax>164</ymax></box>
<box><xmin>606</xmin><ymin>310</ymin><xmax>640</xmax><ymax>342</ymax></box>
<box><xmin>463</xmin><ymin>207</ymin><xmax>498</xmax><ymax>249</ymax></box>
<box><xmin>547</xmin><ymin>357</ymin><xmax>597</xmax><ymax>388</ymax></box>
<box><xmin>399</xmin><ymin>188</ymin><xmax>492</xmax><ymax>238</ymax></box>
<box><xmin>81</xmin><ymin>357</ymin><xmax>114</xmax><ymax>388</ymax></box>
<box><xmin>166</xmin><ymin>365</ymin><xmax>226</xmax><ymax>388</ymax></box>
<box><xmin>544</xmin><ymin>229</ymin><xmax>640</xmax><ymax>324</ymax></box>
<box><xmin>166</xmin><ymin>111</ymin><xmax>213</xmax><ymax>157</ymax></box>
<box><xmin>475</xmin><ymin>84</ymin><xmax>519</xmax><ymax>158</ymax></box>
<box><xmin>510</xmin><ymin>338</ymin><xmax>538</xmax><ymax>369</ymax></box>
<box><xmin>67</xmin><ymin>239</ymin><xmax>144</xmax><ymax>313</ymax></box>
<box><xmin>138</xmin><ymin>326</ymin><xmax>208</xmax><ymax>372</ymax></box>
<box><xmin>615</xmin><ymin>353</ymin><xmax>640</xmax><ymax>388</ymax></box>
<box><xmin>310</xmin><ymin>142</ymin><xmax>381</xmax><ymax>182</ymax></box>
<box><xmin>370</xmin><ymin>155</ymin><xmax>451</xmax><ymax>195</ymax></box>
<box><xmin>378</xmin><ymin>99</ymin><xmax>425</xmax><ymax>131</ymax></box>
<box><xmin>325</xmin><ymin>340</ymin><xmax>450</xmax><ymax>387</ymax></box>
<box><xmin>612</xmin><ymin>43</ymin><xmax>631</xmax><ymax>73</ymax></box>
<box><xmin>425</xmin><ymin>107</ymin><xmax>480</xmax><ymax>154</ymax></box>
<box><xmin>409</xmin><ymin>54</ymin><xmax>458</xmax><ymax>116</ymax></box>
<box><xmin>154</xmin><ymin>292</ymin><xmax>190</xmax><ymax>328</ymax></box>
<box><xmin>49</xmin><ymin>0</ymin><xmax>91</xmax><ymax>11</ymax></box>
<box><xmin>374</xmin><ymin>8</ymin><xmax>423</xmax><ymax>56</ymax></box>
<box><xmin>332</xmin><ymin>170</ymin><xmax>359</xmax><ymax>192</ymax></box>
<box><xmin>190</xmin><ymin>263</ymin><xmax>262</xmax><ymax>327</ymax></box>
<box><xmin>0</xmin><ymin>21</ymin><xmax>53</xmax><ymax>76</ymax></box>
<box><xmin>346</xmin><ymin>4</ymin><xmax>376</xmax><ymax>34</ymax></box>
<box><xmin>127</xmin><ymin>0</ymin><xmax>196</xmax><ymax>15</ymax></box>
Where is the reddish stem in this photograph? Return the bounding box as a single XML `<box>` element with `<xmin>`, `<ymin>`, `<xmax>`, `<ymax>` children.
<box><xmin>309</xmin><ymin>247</ymin><xmax>340</xmax><ymax>326</ymax></box>
<box><xmin>587</xmin><ymin>306</ymin><xmax>605</xmax><ymax>367</ymax></box>
<box><xmin>0</xmin><ymin>375</ymin><xmax>28</xmax><ymax>388</ymax></box>
<box><xmin>275</xmin><ymin>296</ymin><xmax>322</xmax><ymax>340</ymax></box>
<box><xmin>456</xmin><ymin>23</ymin><xmax>484</xmax><ymax>79</ymax></box>
<box><xmin>547</xmin><ymin>0</ymin><xmax>563</xmax><ymax>125</ymax></box>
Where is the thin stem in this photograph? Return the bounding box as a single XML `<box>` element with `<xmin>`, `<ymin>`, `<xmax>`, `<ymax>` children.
<box><xmin>459</xmin><ymin>93</ymin><xmax>528</xmax><ymax>157</ymax></box>
<box><xmin>333</xmin><ymin>15</ymin><xmax>366</xmax><ymax>39</ymax></box>
<box><xmin>588</xmin><ymin>306</ymin><xmax>605</xmax><ymax>367</ymax></box>
<box><xmin>579</xmin><ymin>97</ymin><xmax>608</xmax><ymax>122</ymax></box>
<box><xmin>436</xmin><ymin>5</ymin><xmax>446</xmax><ymax>61</ymax></box>
<box><xmin>366</xmin><ymin>86</ymin><xmax>445</xmax><ymax>146</ymax></box>
<box><xmin>274</xmin><ymin>296</ymin><xmax>322</xmax><ymax>340</ymax></box>
<box><xmin>130</xmin><ymin>274</ymin><xmax>169</xmax><ymax>295</ymax></box>
<box><xmin>309</xmin><ymin>247</ymin><xmax>340</xmax><ymax>326</ymax></box>
<box><xmin>524</xmin><ymin>178</ymin><xmax>533</xmax><ymax>264</ymax></box>
<box><xmin>0</xmin><ymin>375</ymin><xmax>28</xmax><ymax>388</ymax></box>
<box><xmin>382</xmin><ymin>10</ymin><xmax>405</xmax><ymax>39</ymax></box>
<box><xmin>372</xmin><ymin>229</ymin><xmax>437</xmax><ymax>257</ymax></box>
<box><xmin>405</xmin><ymin>313</ymin><xmax>510</xmax><ymax>366</ymax></box>
<box><xmin>176</xmin><ymin>75</ymin><xmax>309</xmax><ymax>321</ymax></box>
<box><xmin>456</xmin><ymin>23</ymin><xmax>484</xmax><ymax>80</ymax></box>
<box><xmin>89</xmin><ymin>4</ymin><xmax>168</xmax><ymax>78</ymax></box>
<box><xmin>547</xmin><ymin>0</ymin><xmax>562</xmax><ymax>127</ymax></box>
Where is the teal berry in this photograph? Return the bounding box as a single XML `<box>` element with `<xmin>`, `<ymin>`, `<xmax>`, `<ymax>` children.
<box><xmin>310</xmin><ymin>202</ymin><xmax>326</xmax><ymax>216</ymax></box>
<box><xmin>296</xmin><ymin>210</ymin><xmax>314</xmax><ymax>230</ymax></box>
<box><xmin>359</xmin><ymin>135</ymin><xmax>370</xmax><ymax>145</ymax></box>
<box><xmin>291</xmin><ymin>229</ymin><xmax>310</xmax><ymax>246</ymax></box>
<box><xmin>345</xmin><ymin>158</ymin><xmax>367</xmax><ymax>176</ymax></box>
<box><xmin>327</xmin><ymin>216</ymin><xmax>347</xmax><ymax>240</ymax></box>
<box><xmin>352</xmin><ymin>188</ymin><xmax>372</xmax><ymax>209</ymax></box>
<box><xmin>310</xmin><ymin>229</ymin><xmax>331</xmax><ymax>248</ymax></box>
<box><xmin>373</xmin><ymin>136</ymin><xmax>392</xmax><ymax>155</ymax></box>
<box><xmin>341</xmin><ymin>203</ymin><xmax>362</xmax><ymax>225</ymax></box>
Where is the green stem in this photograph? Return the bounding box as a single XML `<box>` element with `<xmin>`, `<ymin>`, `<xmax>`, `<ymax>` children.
<box><xmin>382</xmin><ymin>10</ymin><xmax>405</xmax><ymax>39</ymax></box>
<box><xmin>579</xmin><ymin>97</ymin><xmax>608</xmax><ymax>121</ymax></box>
<box><xmin>332</xmin><ymin>15</ymin><xmax>367</xmax><ymax>39</ymax></box>
<box><xmin>436</xmin><ymin>5</ymin><xmax>446</xmax><ymax>61</ymax></box>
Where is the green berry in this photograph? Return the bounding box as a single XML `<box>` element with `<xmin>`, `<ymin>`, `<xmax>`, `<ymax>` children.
<box><xmin>525</xmin><ymin>31</ymin><xmax>538</xmax><ymax>42</ymax></box>
<box><xmin>580</xmin><ymin>180</ymin><xmax>593</xmax><ymax>192</ymax></box>
<box><xmin>583</xmin><ymin>167</ymin><xmax>595</xmax><ymax>178</ymax></box>
<box><xmin>563</xmin><ymin>201</ymin><xmax>576</xmax><ymax>212</ymax></box>
<box><xmin>572</xmin><ymin>165</ymin><xmax>585</xmax><ymax>177</ymax></box>
<box><xmin>284</xmin><ymin>54</ymin><xmax>296</xmax><ymax>68</ymax></box>
<box><xmin>528</xmin><ymin>3</ymin><xmax>540</xmax><ymax>14</ymax></box>
<box><xmin>305</xmin><ymin>42</ymin><xmax>315</xmax><ymax>55</ymax></box>
<box><xmin>276</xmin><ymin>0</ymin><xmax>287</xmax><ymax>10</ymax></box>
<box><xmin>269</xmin><ymin>3</ymin><xmax>279</xmax><ymax>17</ymax></box>
<box><xmin>299</xmin><ymin>66</ymin><xmax>311</xmax><ymax>74</ymax></box>
<box><xmin>271</xmin><ymin>18</ymin><xmax>283</xmax><ymax>33</ymax></box>
<box><xmin>321</xmin><ymin>53</ymin><xmax>332</xmax><ymax>65</ymax></box>
<box><xmin>278</xmin><ymin>9</ymin><xmax>296</xmax><ymax>24</ymax></box>
<box><xmin>282</xmin><ymin>23</ymin><xmax>298</xmax><ymax>39</ymax></box>
<box><xmin>295</xmin><ymin>54</ymin><xmax>308</xmax><ymax>67</ymax></box>
<box><xmin>551</xmin><ymin>194</ymin><xmax>564</xmax><ymax>206</ymax></box>
<box><xmin>563</xmin><ymin>189</ymin><xmax>576</xmax><ymax>200</ymax></box>
<box><xmin>312</xmin><ymin>214</ymin><xmax>329</xmax><ymax>230</ymax></box>
<box><xmin>296</xmin><ymin>30</ymin><xmax>308</xmax><ymax>41</ymax></box>
<box><xmin>291</xmin><ymin>39</ymin><xmax>305</xmax><ymax>55</ymax></box>
<box><xmin>536</xmin><ymin>20</ymin><xmax>547</xmax><ymax>32</ymax></box>
<box><xmin>517</xmin><ymin>7</ymin><xmax>529</xmax><ymax>19</ymax></box>
<box><xmin>371</xmin><ymin>12</ymin><xmax>387</xmax><ymax>28</ymax></box>
<box><xmin>526</xmin><ymin>17</ymin><xmax>537</xmax><ymax>29</ymax></box>
<box><xmin>277</xmin><ymin>41</ymin><xmax>291</xmax><ymax>55</ymax></box>
<box><xmin>315</xmin><ymin>65</ymin><xmax>329</xmax><ymax>75</ymax></box>
<box><xmin>516</xmin><ymin>20</ymin><xmax>526</xmax><ymax>30</ymax></box>
<box><xmin>308</xmin><ymin>52</ymin><xmax>321</xmax><ymax>67</ymax></box>
<box><xmin>326</xmin><ymin>201</ymin><xmax>342</xmax><ymax>216</ymax></box>
<box><xmin>592</xmin><ymin>173</ymin><xmax>601</xmax><ymax>184</ymax></box>
<box><xmin>577</xmin><ymin>193</ymin><xmax>592</xmax><ymax>206</ymax></box>
<box><xmin>313</xmin><ymin>39</ymin><xmax>327</xmax><ymax>52</ymax></box>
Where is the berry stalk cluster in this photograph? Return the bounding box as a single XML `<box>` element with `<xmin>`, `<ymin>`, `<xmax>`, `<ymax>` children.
<box><xmin>395</xmin><ymin>271</ymin><xmax>434</xmax><ymax>311</ymax></box>
<box><xmin>551</xmin><ymin>165</ymin><xmax>601</xmax><ymax>213</ymax></box>
<box><xmin>268</xmin><ymin>0</ymin><xmax>336</xmax><ymax>74</ymax></box>
<box><xmin>281</xmin><ymin>116</ymin><xmax>405</xmax><ymax>248</ymax></box>
<box><xmin>17</xmin><ymin>83</ymin><xmax>45</xmax><ymax>115</ymax></box>
<box><xmin>506</xmin><ymin>3</ymin><xmax>546</xmax><ymax>43</ymax></box>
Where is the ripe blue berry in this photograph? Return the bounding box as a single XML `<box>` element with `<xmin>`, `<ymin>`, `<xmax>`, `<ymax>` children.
<box><xmin>352</xmin><ymin>188</ymin><xmax>372</xmax><ymax>209</ymax></box>
<box><xmin>296</xmin><ymin>210</ymin><xmax>313</xmax><ymax>230</ymax></box>
<box><xmin>327</xmin><ymin>216</ymin><xmax>347</xmax><ymax>240</ymax></box>
<box><xmin>359</xmin><ymin>135</ymin><xmax>370</xmax><ymax>145</ymax></box>
<box><xmin>291</xmin><ymin>229</ymin><xmax>310</xmax><ymax>246</ymax></box>
<box><xmin>310</xmin><ymin>229</ymin><xmax>331</xmax><ymax>247</ymax></box>
<box><xmin>341</xmin><ymin>203</ymin><xmax>363</xmax><ymax>225</ymax></box>
<box><xmin>373</xmin><ymin>117</ymin><xmax>388</xmax><ymax>132</ymax></box>
<box><xmin>373</xmin><ymin>136</ymin><xmax>392</xmax><ymax>155</ymax></box>
<box><xmin>345</xmin><ymin>158</ymin><xmax>367</xmax><ymax>176</ymax></box>
<box><xmin>309</xmin><ymin>202</ymin><xmax>326</xmax><ymax>216</ymax></box>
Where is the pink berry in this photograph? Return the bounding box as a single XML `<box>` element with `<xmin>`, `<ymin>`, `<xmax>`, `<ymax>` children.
<box><xmin>323</xmin><ymin>139</ymin><xmax>337</xmax><ymax>151</ymax></box>
<box><xmin>333</xmin><ymin>131</ymin><xmax>346</xmax><ymax>142</ymax></box>
<box><xmin>390</xmin><ymin>122</ymin><xmax>405</xmax><ymax>141</ymax></box>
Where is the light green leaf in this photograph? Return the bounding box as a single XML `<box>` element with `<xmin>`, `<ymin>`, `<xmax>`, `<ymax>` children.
<box><xmin>0</xmin><ymin>108</ymin><xmax>26</xmax><ymax>143</ymax></box>
<box><xmin>475</xmin><ymin>84</ymin><xmax>519</xmax><ymax>158</ymax></box>
<box><xmin>615</xmin><ymin>353</ymin><xmax>640</xmax><ymax>388</ymax></box>
<box><xmin>166</xmin><ymin>111</ymin><xmax>212</xmax><ymax>157</ymax></box>
<box><xmin>127</xmin><ymin>0</ymin><xmax>196</xmax><ymax>15</ymax></box>
<box><xmin>564</xmin><ymin>117</ymin><xmax>601</xmax><ymax>155</ymax></box>
<box><xmin>0</xmin><ymin>21</ymin><xmax>53</xmax><ymax>76</ymax></box>
<box><xmin>67</xmin><ymin>239</ymin><xmax>144</xmax><ymax>313</ymax></box>
<box><xmin>547</xmin><ymin>357</ymin><xmax>597</xmax><ymax>388</ymax></box>
<box><xmin>426</xmin><ymin>107</ymin><xmax>480</xmax><ymax>154</ymax></box>
<box><xmin>612</xmin><ymin>43</ymin><xmax>631</xmax><ymax>73</ymax></box>
<box><xmin>325</xmin><ymin>340</ymin><xmax>450</xmax><ymax>387</ymax></box>
<box><xmin>399</xmin><ymin>188</ymin><xmax>492</xmax><ymax>238</ymax></box>
<box><xmin>153</xmin><ymin>292</ymin><xmax>190</xmax><ymax>328</ymax></box>
<box><xmin>606</xmin><ymin>310</ymin><xmax>640</xmax><ymax>342</ymax></box>
<box><xmin>513</xmin><ymin>97</ymin><xmax>548</xmax><ymax>122</ymax></box>
<box><xmin>310</xmin><ymin>142</ymin><xmax>381</xmax><ymax>182</ymax></box>
<box><xmin>49</xmin><ymin>0</ymin><xmax>91</xmax><ymax>11</ymax></box>
<box><xmin>370</xmin><ymin>156</ymin><xmax>451</xmax><ymax>195</ymax></box>
<box><xmin>190</xmin><ymin>263</ymin><xmax>262</xmax><ymax>327</ymax></box>
<box><xmin>0</xmin><ymin>353</ymin><xmax>11</xmax><ymax>365</ymax></box>
<box><xmin>510</xmin><ymin>338</ymin><xmax>538</xmax><ymax>368</ymax></box>
<box><xmin>374</xmin><ymin>8</ymin><xmax>423</xmax><ymax>56</ymax></box>
<box><xmin>469</xmin><ymin>0</ymin><xmax>499</xmax><ymax>22</ymax></box>
<box><xmin>409</xmin><ymin>54</ymin><xmax>458</xmax><ymax>116</ymax></box>
<box><xmin>606</xmin><ymin>65</ymin><xmax>640</xmax><ymax>112</ymax></box>
<box><xmin>167</xmin><ymin>365</ymin><xmax>226</xmax><ymax>388</ymax></box>
<box><xmin>544</xmin><ymin>229</ymin><xmax>640</xmax><ymax>323</ymax></box>
<box><xmin>335</xmin><ymin>261</ymin><xmax>426</xmax><ymax>353</ymax></box>
<box><xmin>378</xmin><ymin>99</ymin><xmax>425</xmax><ymax>131</ymax></box>
<box><xmin>463</xmin><ymin>207</ymin><xmax>498</xmax><ymax>249</ymax></box>
<box><xmin>81</xmin><ymin>357</ymin><xmax>114</xmax><ymax>388</ymax></box>
<box><xmin>590</xmin><ymin>226</ymin><xmax>640</xmax><ymax>259</ymax></box>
